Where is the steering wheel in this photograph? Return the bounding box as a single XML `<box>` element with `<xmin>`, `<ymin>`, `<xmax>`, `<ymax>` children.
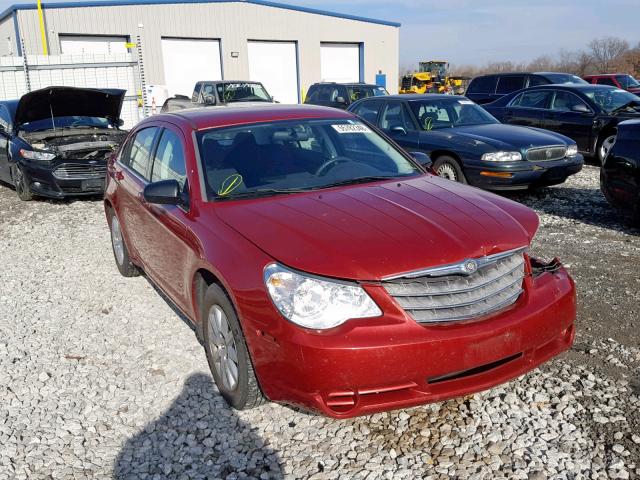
<box><xmin>315</xmin><ymin>156</ymin><xmax>352</xmax><ymax>176</ymax></box>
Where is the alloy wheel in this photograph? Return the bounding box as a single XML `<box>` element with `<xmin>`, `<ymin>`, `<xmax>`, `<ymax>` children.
<box><xmin>110</xmin><ymin>215</ymin><xmax>125</xmax><ymax>266</ymax></box>
<box><xmin>437</xmin><ymin>163</ymin><xmax>458</xmax><ymax>181</ymax></box>
<box><xmin>600</xmin><ymin>135</ymin><xmax>616</xmax><ymax>163</ymax></box>
<box><xmin>13</xmin><ymin>167</ymin><xmax>26</xmax><ymax>196</ymax></box>
<box><xmin>207</xmin><ymin>305</ymin><xmax>239</xmax><ymax>391</ymax></box>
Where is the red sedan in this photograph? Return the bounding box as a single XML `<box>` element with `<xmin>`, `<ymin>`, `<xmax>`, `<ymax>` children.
<box><xmin>104</xmin><ymin>105</ymin><xmax>576</xmax><ymax>418</ymax></box>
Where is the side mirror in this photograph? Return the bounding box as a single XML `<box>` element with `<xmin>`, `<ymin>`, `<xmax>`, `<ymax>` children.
<box><xmin>203</xmin><ymin>94</ymin><xmax>217</xmax><ymax>105</ymax></box>
<box><xmin>571</xmin><ymin>103</ymin><xmax>590</xmax><ymax>113</ymax></box>
<box><xmin>143</xmin><ymin>179</ymin><xmax>183</xmax><ymax>205</ymax></box>
<box><xmin>391</xmin><ymin>125</ymin><xmax>407</xmax><ymax>136</ymax></box>
<box><xmin>335</xmin><ymin>96</ymin><xmax>347</xmax><ymax>104</ymax></box>
<box><xmin>410</xmin><ymin>151</ymin><xmax>433</xmax><ymax>170</ymax></box>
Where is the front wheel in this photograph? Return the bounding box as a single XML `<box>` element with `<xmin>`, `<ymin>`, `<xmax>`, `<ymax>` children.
<box><xmin>433</xmin><ymin>155</ymin><xmax>467</xmax><ymax>184</ymax></box>
<box><xmin>597</xmin><ymin>134</ymin><xmax>616</xmax><ymax>165</ymax></box>
<box><xmin>107</xmin><ymin>209</ymin><xmax>139</xmax><ymax>277</ymax></box>
<box><xmin>11</xmin><ymin>164</ymin><xmax>34</xmax><ymax>201</ymax></box>
<box><xmin>202</xmin><ymin>284</ymin><xmax>264</xmax><ymax>410</ymax></box>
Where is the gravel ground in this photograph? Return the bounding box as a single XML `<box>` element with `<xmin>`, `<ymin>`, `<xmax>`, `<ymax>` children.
<box><xmin>0</xmin><ymin>165</ymin><xmax>639</xmax><ymax>480</ymax></box>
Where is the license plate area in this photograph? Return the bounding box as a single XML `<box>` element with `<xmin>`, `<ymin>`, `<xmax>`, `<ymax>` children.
<box><xmin>81</xmin><ymin>178</ymin><xmax>104</xmax><ymax>191</ymax></box>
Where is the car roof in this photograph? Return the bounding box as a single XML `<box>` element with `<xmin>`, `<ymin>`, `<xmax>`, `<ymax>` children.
<box><xmin>380</xmin><ymin>94</ymin><xmax>465</xmax><ymax>100</ymax></box>
<box><xmin>310</xmin><ymin>82</ymin><xmax>380</xmax><ymax>87</ymax></box>
<box><xmin>197</xmin><ymin>80</ymin><xmax>263</xmax><ymax>84</ymax></box>
<box><xmin>583</xmin><ymin>74</ymin><xmax>624</xmax><ymax>78</ymax></box>
<box><xmin>527</xmin><ymin>83</ymin><xmax>616</xmax><ymax>91</ymax></box>
<box><xmin>146</xmin><ymin>104</ymin><xmax>354</xmax><ymax>131</ymax></box>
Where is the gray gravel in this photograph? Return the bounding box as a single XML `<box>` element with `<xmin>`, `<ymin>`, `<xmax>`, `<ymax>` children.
<box><xmin>0</xmin><ymin>165</ymin><xmax>639</xmax><ymax>479</ymax></box>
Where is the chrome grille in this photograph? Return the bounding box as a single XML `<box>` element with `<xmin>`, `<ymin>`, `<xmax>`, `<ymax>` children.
<box><xmin>383</xmin><ymin>248</ymin><xmax>526</xmax><ymax>324</ymax></box>
<box><xmin>526</xmin><ymin>146</ymin><xmax>567</xmax><ymax>162</ymax></box>
<box><xmin>53</xmin><ymin>163</ymin><xmax>107</xmax><ymax>180</ymax></box>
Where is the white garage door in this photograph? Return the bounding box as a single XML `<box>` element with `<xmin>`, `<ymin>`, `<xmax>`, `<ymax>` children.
<box><xmin>321</xmin><ymin>43</ymin><xmax>361</xmax><ymax>83</ymax></box>
<box><xmin>60</xmin><ymin>35</ymin><xmax>128</xmax><ymax>55</ymax></box>
<box><xmin>248</xmin><ymin>41</ymin><xmax>298</xmax><ymax>104</ymax></box>
<box><xmin>161</xmin><ymin>38</ymin><xmax>222</xmax><ymax>97</ymax></box>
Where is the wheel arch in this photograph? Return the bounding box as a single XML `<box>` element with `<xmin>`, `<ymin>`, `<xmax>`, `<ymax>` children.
<box><xmin>429</xmin><ymin>150</ymin><xmax>464</xmax><ymax>166</ymax></box>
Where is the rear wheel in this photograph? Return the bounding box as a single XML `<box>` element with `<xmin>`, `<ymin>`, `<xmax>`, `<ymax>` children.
<box><xmin>202</xmin><ymin>284</ymin><xmax>264</xmax><ymax>410</ymax></box>
<box><xmin>107</xmin><ymin>209</ymin><xmax>139</xmax><ymax>277</ymax></box>
<box><xmin>597</xmin><ymin>134</ymin><xmax>616</xmax><ymax>165</ymax></box>
<box><xmin>11</xmin><ymin>164</ymin><xmax>33</xmax><ymax>201</ymax></box>
<box><xmin>433</xmin><ymin>155</ymin><xmax>467</xmax><ymax>184</ymax></box>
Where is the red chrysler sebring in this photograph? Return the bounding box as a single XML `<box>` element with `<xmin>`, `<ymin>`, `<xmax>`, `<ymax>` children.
<box><xmin>104</xmin><ymin>105</ymin><xmax>576</xmax><ymax>418</ymax></box>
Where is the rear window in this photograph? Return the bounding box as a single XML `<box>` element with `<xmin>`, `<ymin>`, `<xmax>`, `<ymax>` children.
<box><xmin>496</xmin><ymin>76</ymin><xmax>525</xmax><ymax>94</ymax></box>
<box><xmin>467</xmin><ymin>75</ymin><xmax>497</xmax><ymax>94</ymax></box>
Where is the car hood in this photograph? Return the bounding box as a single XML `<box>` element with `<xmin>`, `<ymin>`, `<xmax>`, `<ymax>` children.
<box><xmin>15</xmin><ymin>86</ymin><xmax>126</xmax><ymax>126</ymax></box>
<box><xmin>440</xmin><ymin>123</ymin><xmax>571</xmax><ymax>151</ymax></box>
<box><xmin>214</xmin><ymin>175</ymin><xmax>539</xmax><ymax>281</ymax></box>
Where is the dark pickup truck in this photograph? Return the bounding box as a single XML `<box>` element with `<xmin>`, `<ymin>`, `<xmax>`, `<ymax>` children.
<box><xmin>161</xmin><ymin>81</ymin><xmax>275</xmax><ymax>112</ymax></box>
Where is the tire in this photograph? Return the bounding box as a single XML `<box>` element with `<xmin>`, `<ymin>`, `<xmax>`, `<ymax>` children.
<box><xmin>202</xmin><ymin>284</ymin><xmax>265</xmax><ymax>410</ymax></box>
<box><xmin>11</xmin><ymin>164</ymin><xmax>34</xmax><ymax>201</ymax></box>
<box><xmin>597</xmin><ymin>133</ymin><xmax>616</xmax><ymax>165</ymax></box>
<box><xmin>107</xmin><ymin>208</ymin><xmax>139</xmax><ymax>277</ymax></box>
<box><xmin>433</xmin><ymin>155</ymin><xmax>467</xmax><ymax>184</ymax></box>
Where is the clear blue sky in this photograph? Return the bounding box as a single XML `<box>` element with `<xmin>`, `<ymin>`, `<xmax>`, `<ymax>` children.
<box><xmin>1</xmin><ymin>0</ymin><xmax>638</xmax><ymax>68</ymax></box>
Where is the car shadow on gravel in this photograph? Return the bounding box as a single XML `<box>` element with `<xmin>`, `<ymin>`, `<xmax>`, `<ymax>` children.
<box><xmin>114</xmin><ymin>373</ymin><xmax>284</xmax><ymax>479</ymax></box>
<box><xmin>504</xmin><ymin>187</ymin><xmax>640</xmax><ymax>236</ymax></box>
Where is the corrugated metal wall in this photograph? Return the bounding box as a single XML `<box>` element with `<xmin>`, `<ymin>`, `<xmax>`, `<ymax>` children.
<box><xmin>7</xmin><ymin>2</ymin><xmax>399</xmax><ymax>94</ymax></box>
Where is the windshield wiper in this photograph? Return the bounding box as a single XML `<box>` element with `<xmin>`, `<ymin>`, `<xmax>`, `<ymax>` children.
<box><xmin>213</xmin><ymin>188</ymin><xmax>310</xmax><ymax>200</ymax></box>
<box><xmin>321</xmin><ymin>176</ymin><xmax>400</xmax><ymax>189</ymax></box>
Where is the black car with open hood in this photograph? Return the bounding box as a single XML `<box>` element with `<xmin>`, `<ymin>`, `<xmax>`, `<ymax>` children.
<box><xmin>0</xmin><ymin>86</ymin><xmax>128</xmax><ymax>201</ymax></box>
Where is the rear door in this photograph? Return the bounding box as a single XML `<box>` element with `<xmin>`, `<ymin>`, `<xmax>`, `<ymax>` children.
<box><xmin>501</xmin><ymin>89</ymin><xmax>553</xmax><ymax>127</ymax></box>
<box><xmin>378</xmin><ymin>101</ymin><xmax>420</xmax><ymax>151</ymax></box>
<box><xmin>114</xmin><ymin>126</ymin><xmax>160</xmax><ymax>263</ymax></box>
<box><xmin>544</xmin><ymin>90</ymin><xmax>594</xmax><ymax>151</ymax></box>
<box><xmin>137</xmin><ymin>124</ymin><xmax>193</xmax><ymax>311</ymax></box>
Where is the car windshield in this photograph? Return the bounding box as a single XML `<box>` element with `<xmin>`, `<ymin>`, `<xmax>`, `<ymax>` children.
<box><xmin>543</xmin><ymin>73</ymin><xmax>587</xmax><ymax>84</ymax></box>
<box><xmin>216</xmin><ymin>82</ymin><xmax>272</xmax><ymax>103</ymax></box>
<box><xmin>616</xmin><ymin>75</ymin><xmax>640</xmax><ymax>89</ymax></box>
<box><xmin>347</xmin><ymin>85</ymin><xmax>388</xmax><ymax>102</ymax></box>
<box><xmin>582</xmin><ymin>87</ymin><xmax>640</xmax><ymax>112</ymax></box>
<box><xmin>409</xmin><ymin>98</ymin><xmax>498</xmax><ymax>130</ymax></box>
<box><xmin>20</xmin><ymin>116</ymin><xmax>112</xmax><ymax>132</ymax></box>
<box><xmin>197</xmin><ymin>118</ymin><xmax>421</xmax><ymax>200</ymax></box>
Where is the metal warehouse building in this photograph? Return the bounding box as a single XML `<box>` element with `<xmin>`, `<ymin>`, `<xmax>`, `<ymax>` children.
<box><xmin>0</xmin><ymin>0</ymin><xmax>400</xmax><ymax>103</ymax></box>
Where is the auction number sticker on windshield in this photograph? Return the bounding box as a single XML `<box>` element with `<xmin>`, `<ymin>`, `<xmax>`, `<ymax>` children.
<box><xmin>332</xmin><ymin>124</ymin><xmax>372</xmax><ymax>134</ymax></box>
<box><xmin>458</xmin><ymin>100</ymin><xmax>474</xmax><ymax>105</ymax></box>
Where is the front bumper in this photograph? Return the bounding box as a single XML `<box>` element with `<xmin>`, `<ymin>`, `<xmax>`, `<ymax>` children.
<box><xmin>249</xmin><ymin>264</ymin><xmax>576</xmax><ymax>418</ymax></box>
<box><xmin>19</xmin><ymin>160</ymin><xmax>106</xmax><ymax>198</ymax></box>
<box><xmin>465</xmin><ymin>155</ymin><xmax>584</xmax><ymax>190</ymax></box>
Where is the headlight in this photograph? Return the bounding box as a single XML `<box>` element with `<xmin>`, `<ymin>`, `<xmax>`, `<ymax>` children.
<box><xmin>264</xmin><ymin>263</ymin><xmax>382</xmax><ymax>329</ymax></box>
<box><xmin>20</xmin><ymin>149</ymin><xmax>56</xmax><ymax>161</ymax></box>
<box><xmin>481</xmin><ymin>151</ymin><xmax>522</xmax><ymax>162</ymax></box>
<box><xmin>566</xmin><ymin>145</ymin><xmax>578</xmax><ymax>157</ymax></box>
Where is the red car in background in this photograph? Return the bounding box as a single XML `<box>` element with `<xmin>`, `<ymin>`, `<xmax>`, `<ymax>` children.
<box><xmin>104</xmin><ymin>105</ymin><xmax>576</xmax><ymax>418</ymax></box>
<box><xmin>583</xmin><ymin>74</ymin><xmax>640</xmax><ymax>95</ymax></box>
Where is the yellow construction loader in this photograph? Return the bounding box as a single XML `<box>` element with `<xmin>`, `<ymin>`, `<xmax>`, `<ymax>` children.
<box><xmin>399</xmin><ymin>61</ymin><xmax>469</xmax><ymax>95</ymax></box>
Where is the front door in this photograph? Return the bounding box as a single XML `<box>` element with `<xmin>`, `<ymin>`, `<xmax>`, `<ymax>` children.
<box><xmin>136</xmin><ymin>124</ymin><xmax>193</xmax><ymax>312</ymax></box>
<box><xmin>544</xmin><ymin>90</ymin><xmax>594</xmax><ymax>151</ymax></box>
<box><xmin>501</xmin><ymin>90</ymin><xmax>552</xmax><ymax>128</ymax></box>
<box><xmin>0</xmin><ymin>106</ymin><xmax>13</xmax><ymax>183</ymax></box>
<box><xmin>378</xmin><ymin>101</ymin><xmax>421</xmax><ymax>151</ymax></box>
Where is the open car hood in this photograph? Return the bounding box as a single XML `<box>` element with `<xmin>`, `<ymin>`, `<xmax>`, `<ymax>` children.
<box><xmin>15</xmin><ymin>86</ymin><xmax>126</xmax><ymax>126</ymax></box>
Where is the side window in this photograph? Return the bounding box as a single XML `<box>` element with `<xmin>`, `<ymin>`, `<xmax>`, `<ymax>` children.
<box><xmin>122</xmin><ymin>127</ymin><xmax>158</xmax><ymax>180</ymax></box>
<box><xmin>0</xmin><ymin>106</ymin><xmax>11</xmax><ymax>130</ymax></box>
<box><xmin>305</xmin><ymin>85</ymin><xmax>319</xmax><ymax>103</ymax></box>
<box><xmin>496</xmin><ymin>76</ymin><xmax>526</xmax><ymax>94</ymax></box>
<box><xmin>527</xmin><ymin>75</ymin><xmax>548</xmax><ymax>87</ymax></box>
<box><xmin>327</xmin><ymin>87</ymin><xmax>341</xmax><ymax>103</ymax></box>
<box><xmin>191</xmin><ymin>83</ymin><xmax>202</xmax><ymax>103</ymax></box>
<box><xmin>467</xmin><ymin>75</ymin><xmax>497</xmax><ymax>94</ymax></box>
<box><xmin>337</xmin><ymin>86</ymin><xmax>349</xmax><ymax>102</ymax></box>
<box><xmin>151</xmin><ymin>129</ymin><xmax>187</xmax><ymax>188</ymax></box>
<box><xmin>351</xmin><ymin>100</ymin><xmax>382</xmax><ymax>124</ymax></box>
<box><xmin>596</xmin><ymin>77</ymin><xmax>616</xmax><ymax>87</ymax></box>
<box><xmin>551</xmin><ymin>91</ymin><xmax>589</xmax><ymax>112</ymax></box>
<box><xmin>512</xmin><ymin>90</ymin><xmax>553</xmax><ymax>109</ymax></box>
<box><xmin>379</xmin><ymin>102</ymin><xmax>412</xmax><ymax>130</ymax></box>
<box><xmin>317</xmin><ymin>86</ymin><xmax>333</xmax><ymax>102</ymax></box>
